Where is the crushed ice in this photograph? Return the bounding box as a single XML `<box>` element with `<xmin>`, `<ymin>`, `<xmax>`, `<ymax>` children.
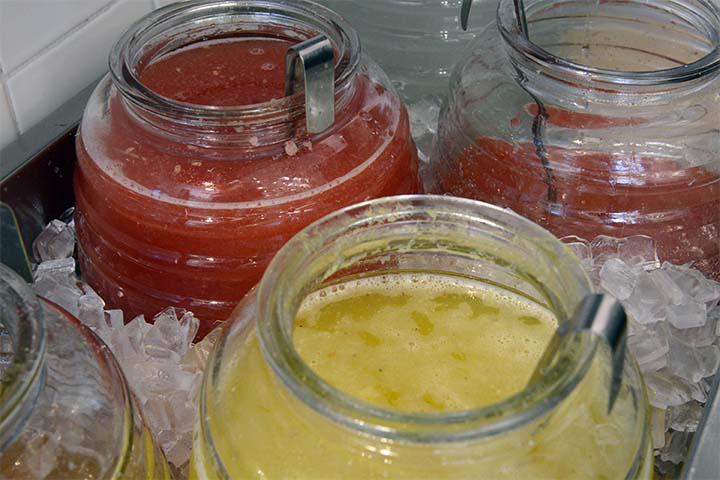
<box><xmin>30</xmin><ymin>214</ymin><xmax>222</xmax><ymax>473</ymax></box>
<box><xmin>563</xmin><ymin>234</ymin><xmax>720</xmax><ymax>470</ymax></box>
<box><xmin>27</xmin><ymin>215</ymin><xmax>719</xmax><ymax>476</ymax></box>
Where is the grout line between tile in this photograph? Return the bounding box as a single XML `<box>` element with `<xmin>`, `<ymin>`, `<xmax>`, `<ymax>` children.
<box><xmin>1</xmin><ymin>76</ymin><xmax>21</xmax><ymax>140</ymax></box>
<box><xmin>3</xmin><ymin>0</ymin><xmax>120</xmax><ymax>78</ymax></box>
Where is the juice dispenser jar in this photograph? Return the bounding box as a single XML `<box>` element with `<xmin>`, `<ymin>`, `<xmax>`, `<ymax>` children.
<box><xmin>0</xmin><ymin>264</ymin><xmax>169</xmax><ymax>478</ymax></box>
<box><xmin>428</xmin><ymin>0</ymin><xmax>720</xmax><ymax>278</ymax></box>
<box><xmin>74</xmin><ymin>0</ymin><xmax>421</xmax><ymax>338</ymax></box>
<box><xmin>191</xmin><ymin>195</ymin><xmax>652</xmax><ymax>479</ymax></box>
<box><xmin>315</xmin><ymin>0</ymin><xmax>495</xmax><ymax>102</ymax></box>
<box><xmin>317</xmin><ymin>0</ymin><xmax>498</xmax><ymax>160</ymax></box>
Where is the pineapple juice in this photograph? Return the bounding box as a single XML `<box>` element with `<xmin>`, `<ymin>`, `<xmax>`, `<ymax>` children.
<box><xmin>191</xmin><ymin>272</ymin><xmax>649</xmax><ymax>479</ymax></box>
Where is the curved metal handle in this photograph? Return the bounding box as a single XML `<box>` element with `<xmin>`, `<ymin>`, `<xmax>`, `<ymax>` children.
<box><xmin>460</xmin><ymin>0</ymin><xmax>473</xmax><ymax>31</ymax></box>
<box><xmin>461</xmin><ymin>0</ymin><xmax>529</xmax><ymax>39</ymax></box>
<box><xmin>284</xmin><ymin>35</ymin><xmax>335</xmax><ymax>134</ymax></box>
<box><xmin>529</xmin><ymin>294</ymin><xmax>628</xmax><ymax>414</ymax></box>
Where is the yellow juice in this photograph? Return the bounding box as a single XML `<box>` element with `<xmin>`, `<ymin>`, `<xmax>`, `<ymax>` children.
<box><xmin>293</xmin><ymin>274</ymin><xmax>557</xmax><ymax>412</ymax></box>
<box><xmin>192</xmin><ymin>273</ymin><xmax>651</xmax><ymax>479</ymax></box>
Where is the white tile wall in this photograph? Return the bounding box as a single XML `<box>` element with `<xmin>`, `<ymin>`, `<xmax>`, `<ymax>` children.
<box><xmin>0</xmin><ymin>0</ymin><xmax>153</xmax><ymax>151</ymax></box>
<box><xmin>6</xmin><ymin>0</ymin><xmax>153</xmax><ymax>133</ymax></box>
<box><xmin>0</xmin><ymin>0</ymin><xmax>110</xmax><ymax>72</ymax></box>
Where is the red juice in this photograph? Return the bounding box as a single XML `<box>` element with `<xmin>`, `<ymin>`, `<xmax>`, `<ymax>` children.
<box><xmin>75</xmin><ymin>37</ymin><xmax>420</xmax><ymax>337</ymax></box>
<box><xmin>435</xmin><ymin>128</ymin><xmax>719</xmax><ymax>278</ymax></box>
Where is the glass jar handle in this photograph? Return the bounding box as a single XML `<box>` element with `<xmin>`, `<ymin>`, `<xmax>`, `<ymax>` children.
<box><xmin>529</xmin><ymin>294</ymin><xmax>628</xmax><ymax>414</ymax></box>
<box><xmin>284</xmin><ymin>35</ymin><xmax>335</xmax><ymax>134</ymax></box>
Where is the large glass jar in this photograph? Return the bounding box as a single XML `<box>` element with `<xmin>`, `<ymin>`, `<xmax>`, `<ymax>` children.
<box><xmin>317</xmin><ymin>0</ymin><xmax>497</xmax><ymax>160</ymax></box>
<box><xmin>191</xmin><ymin>195</ymin><xmax>652</xmax><ymax>479</ymax></box>
<box><xmin>0</xmin><ymin>264</ymin><xmax>168</xmax><ymax>478</ymax></box>
<box><xmin>316</xmin><ymin>0</ymin><xmax>494</xmax><ymax>101</ymax></box>
<box><xmin>429</xmin><ymin>0</ymin><xmax>720</xmax><ymax>279</ymax></box>
<box><xmin>74</xmin><ymin>0</ymin><xmax>420</xmax><ymax>338</ymax></box>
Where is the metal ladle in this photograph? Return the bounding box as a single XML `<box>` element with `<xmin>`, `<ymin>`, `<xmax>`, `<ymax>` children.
<box><xmin>459</xmin><ymin>2</ymin><xmax>627</xmax><ymax>411</ymax></box>
<box><xmin>461</xmin><ymin>0</ymin><xmax>529</xmax><ymax>38</ymax></box>
<box><xmin>529</xmin><ymin>293</ymin><xmax>628</xmax><ymax>414</ymax></box>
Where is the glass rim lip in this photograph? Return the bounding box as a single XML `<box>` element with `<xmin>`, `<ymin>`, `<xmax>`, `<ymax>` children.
<box><xmin>255</xmin><ymin>194</ymin><xmax>598</xmax><ymax>442</ymax></box>
<box><xmin>0</xmin><ymin>264</ymin><xmax>46</xmax><ymax>441</ymax></box>
<box><xmin>497</xmin><ymin>0</ymin><xmax>720</xmax><ymax>86</ymax></box>
<box><xmin>109</xmin><ymin>0</ymin><xmax>361</xmax><ymax>119</ymax></box>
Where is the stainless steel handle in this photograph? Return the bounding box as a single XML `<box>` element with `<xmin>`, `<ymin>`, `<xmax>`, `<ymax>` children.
<box><xmin>284</xmin><ymin>35</ymin><xmax>335</xmax><ymax>134</ymax></box>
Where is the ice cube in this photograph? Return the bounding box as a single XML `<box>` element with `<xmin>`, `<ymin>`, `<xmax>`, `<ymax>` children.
<box><xmin>599</xmin><ymin>258</ymin><xmax>636</xmax><ymax>300</ymax></box>
<box><xmin>110</xmin><ymin>327</ymin><xmax>142</xmax><ymax>362</ymax></box>
<box><xmin>655</xmin><ymin>458</ymin><xmax>682</xmax><ymax>477</ymax></box>
<box><xmin>667</xmin><ymin>401</ymin><xmax>703</xmax><ymax>432</ymax></box>
<box><xmin>648</xmin><ymin>269</ymin><xmax>685</xmax><ymax>306</ymax></box>
<box><xmin>668</xmin><ymin>336</ymin><xmax>704</xmax><ymax>383</ymax></box>
<box><xmin>644</xmin><ymin>371</ymin><xmax>693</xmax><ymax>408</ymax></box>
<box><xmin>33</xmin><ymin>277</ymin><xmax>83</xmax><ymax>316</ymax></box>
<box><xmin>667</xmin><ymin>263</ymin><xmax>720</xmax><ymax>304</ymax></box>
<box><xmin>616</xmin><ymin>235</ymin><xmax>659</xmax><ymax>268</ymax></box>
<box><xmin>105</xmin><ymin>309</ymin><xmax>124</xmax><ymax>330</ymax></box>
<box><xmin>33</xmin><ymin>257</ymin><xmax>76</xmax><ymax>281</ymax></box>
<box><xmin>689</xmin><ymin>378</ymin><xmax>711</xmax><ymax>404</ymax></box>
<box><xmin>181</xmin><ymin>326</ymin><xmax>222</xmax><ymax>373</ymax></box>
<box><xmin>147</xmin><ymin>307</ymin><xmax>199</xmax><ymax>357</ymax></box>
<box><xmin>562</xmin><ymin>237</ymin><xmax>593</xmax><ymax>270</ymax></box>
<box><xmin>142</xmin><ymin>397</ymin><xmax>173</xmax><ymax>432</ymax></box>
<box><xmin>407</xmin><ymin>96</ymin><xmax>441</xmax><ymax>163</ymax></box>
<box><xmin>32</xmin><ymin>219</ymin><xmax>76</xmax><ymax>262</ymax></box>
<box><xmin>669</xmin><ymin>320</ymin><xmax>716</xmax><ymax>347</ymax></box>
<box><xmin>625</xmin><ymin>273</ymin><xmax>667</xmax><ymax>324</ymax></box>
<box><xmin>123</xmin><ymin>315</ymin><xmax>152</xmax><ymax>357</ymax></box>
<box><xmin>658</xmin><ymin>431</ymin><xmax>692</xmax><ymax>464</ymax></box>
<box><xmin>667</xmin><ymin>301</ymin><xmax>707</xmax><ymax>329</ymax></box>
<box><xmin>696</xmin><ymin>345</ymin><xmax>720</xmax><ymax>379</ymax></box>
<box><xmin>77</xmin><ymin>293</ymin><xmax>108</xmax><ymax>340</ymax></box>
<box><xmin>627</xmin><ymin>323</ymin><xmax>669</xmax><ymax>372</ymax></box>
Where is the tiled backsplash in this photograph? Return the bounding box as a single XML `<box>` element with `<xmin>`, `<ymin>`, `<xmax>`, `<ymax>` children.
<box><xmin>0</xmin><ymin>0</ymin><xmax>184</xmax><ymax>151</ymax></box>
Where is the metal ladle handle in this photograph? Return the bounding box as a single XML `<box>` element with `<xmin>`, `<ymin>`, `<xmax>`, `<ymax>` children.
<box><xmin>528</xmin><ymin>294</ymin><xmax>628</xmax><ymax>414</ymax></box>
<box><xmin>461</xmin><ymin>0</ymin><xmax>529</xmax><ymax>39</ymax></box>
<box><xmin>284</xmin><ymin>35</ymin><xmax>335</xmax><ymax>134</ymax></box>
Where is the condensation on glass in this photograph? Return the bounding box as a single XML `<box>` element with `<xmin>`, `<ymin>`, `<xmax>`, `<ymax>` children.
<box><xmin>428</xmin><ymin>0</ymin><xmax>720</xmax><ymax>279</ymax></box>
<box><xmin>0</xmin><ymin>264</ymin><xmax>168</xmax><ymax>479</ymax></box>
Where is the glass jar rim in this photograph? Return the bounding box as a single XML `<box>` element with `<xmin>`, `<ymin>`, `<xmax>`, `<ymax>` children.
<box><xmin>255</xmin><ymin>195</ymin><xmax>597</xmax><ymax>442</ymax></box>
<box><xmin>497</xmin><ymin>0</ymin><xmax>720</xmax><ymax>86</ymax></box>
<box><xmin>109</xmin><ymin>0</ymin><xmax>361</xmax><ymax>120</ymax></box>
<box><xmin>0</xmin><ymin>264</ymin><xmax>46</xmax><ymax>448</ymax></box>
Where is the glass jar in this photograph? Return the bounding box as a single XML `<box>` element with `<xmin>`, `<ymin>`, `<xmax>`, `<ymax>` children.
<box><xmin>318</xmin><ymin>0</ymin><xmax>496</xmax><ymax>102</ymax></box>
<box><xmin>0</xmin><ymin>264</ymin><xmax>168</xmax><ymax>478</ymax></box>
<box><xmin>191</xmin><ymin>195</ymin><xmax>652</xmax><ymax>479</ymax></box>
<box><xmin>74</xmin><ymin>0</ymin><xmax>421</xmax><ymax>338</ymax></box>
<box><xmin>428</xmin><ymin>0</ymin><xmax>720</xmax><ymax>279</ymax></box>
<box><xmin>317</xmin><ymin>0</ymin><xmax>497</xmax><ymax>161</ymax></box>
